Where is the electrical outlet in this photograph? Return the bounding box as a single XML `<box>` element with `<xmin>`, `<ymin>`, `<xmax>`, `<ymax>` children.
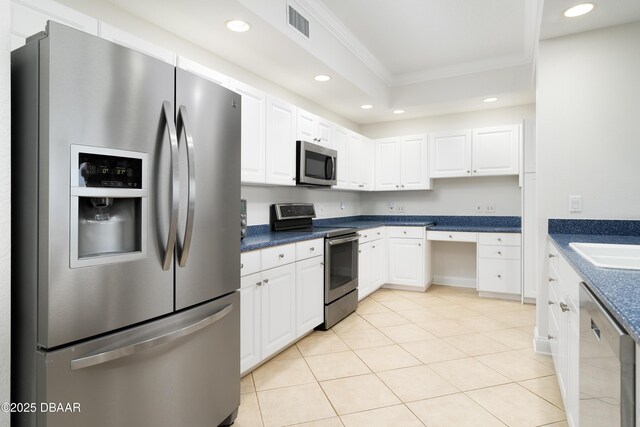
<box><xmin>475</xmin><ymin>203</ymin><xmax>483</xmax><ymax>214</ymax></box>
<box><xmin>388</xmin><ymin>201</ymin><xmax>395</xmax><ymax>212</ymax></box>
<box><xmin>340</xmin><ymin>201</ymin><xmax>345</xmax><ymax>210</ymax></box>
<box><xmin>396</xmin><ymin>204</ymin><xmax>405</xmax><ymax>213</ymax></box>
<box><xmin>485</xmin><ymin>204</ymin><xmax>495</xmax><ymax>213</ymax></box>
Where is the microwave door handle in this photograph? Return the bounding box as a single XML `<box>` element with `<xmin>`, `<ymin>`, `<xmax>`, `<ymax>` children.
<box><xmin>331</xmin><ymin>156</ymin><xmax>337</xmax><ymax>180</ymax></box>
<box><xmin>161</xmin><ymin>101</ymin><xmax>179</xmax><ymax>271</ymax></box>
<box><xmin>177</xmin><ymin>106</ymin><xmax>196</xmax><ymax>268</ymax></box>
<box><xmin>324</xmin><ymin>156</ymin><xmax>334</xmax><ymax>180</ymax></box>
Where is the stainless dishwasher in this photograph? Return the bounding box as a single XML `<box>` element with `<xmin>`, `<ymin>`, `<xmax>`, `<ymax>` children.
<box><xmin>579</xmin><ymin>282</ymin><xmax>635</xmax><ymax>427</ymax></box>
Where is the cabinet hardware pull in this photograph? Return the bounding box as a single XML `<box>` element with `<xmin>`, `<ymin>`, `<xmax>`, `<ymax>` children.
<box><xmin>418</xmin><ymin>243</ymin><xmax>421</xmax><ymax>247</ymax></box>
<box><xmin>263</xmin><ymin>279</ymin><xmax>269</xmax><ymax>284</ymax></box>
<box><xmin>364</xmin><ymin>235</ymin><xmax>368</xmax><ymax>238</ymax></box>
<box><xmin>547</xmin><ymin>335</ymin><xmax>555</xmax><ymax>340</ymax></box>
<box><xmin>548</xmin><ymin>300</ymin><xmax>554</xmax><ymax>305</ymax></box>
<box><xmin>449</xmin><ymin>235</ymin><xmax>453</xmax><ymax>238</ymax></box>
<box><xmin>372</xmin><ymin>246</ymin><xmax>375</xmax><ymax>249</ymax></box>
<box><xmin>497</xmin><ymin>238</ymin><xmax>502</xmax><ymax>242</ymax></box>
<box><xmin>377</xmin><ymin>232</ymin><xmax>380</xmax><ymax>235</ymax></box>
<box><xmin>473</xmin><ymin>170</ymin><xmax>477</xmax><ymax>173</ymax></box>
<box><xmin>256</xmin><ymin>281</ymin><xmax>262</xmax><ymax>286</ymax></box>
<box><xmin>404</xmin><ymin>231</ymin><xmax>407</xmax><ymax>234</ymax></box>
<box><xmin>320</xmin><ymin>262</ymin><xmax>324</xmax><ymax>265</ymax></box>
<box><xmin>548</xmin><ymin>277</ymin><xmax>556</xmax><ymax>283</ymax></box>
<box><xmin>466</xmin><ymin>170</ymin><xmax>470</xmax><ymax>173</ymax></box>
<box><xmin>497</xmin><ymin>274</ymin><xmax>502</xmax><ymax>278</ymax></box>
<box><xmin>279</xmin><ymin>254</ymin><xmax>284</xmax><ymax>258</ymax></box>
<box><xmin>310</xmin><ymin>247</ymin><xmax>315</xmax><ymax>251</ymax></box>
<box><xmin>548</xmin><ymin>253</ymin><xmax>555</xmax><ymax>258</ymax></box>
<box><xmin>358</xmin><ymin>250</ymin><xmax>362</xmax><ymax>253</ymax></box>
<box><xmin>241</xmin><ymin>263</ymin><xmax>244</xmax><ymax>269</ymax></box>
<box><xmin>497</xmin><ymin>251</ymin><xmax>502</xmax><ymax>255</ymax></box>
<box><xmin>292</xmin><ymin>177</ymin><xmax>296</xmax><ymax>181</ymax></box>
<box><xmin>560</xmin><ymin>302</ymin><xmax>570</xmax><ymax>312</ymax></box>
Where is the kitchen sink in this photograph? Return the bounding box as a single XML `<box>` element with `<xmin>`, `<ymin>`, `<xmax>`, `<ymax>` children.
<box><xmin>569</xmin><ymin>242</ymin><xmax>640</xmax><ymax>270</ymax></box>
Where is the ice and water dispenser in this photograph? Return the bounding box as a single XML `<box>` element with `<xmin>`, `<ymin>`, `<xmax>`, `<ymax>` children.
<box><xmin>70</xmin><ymin>145</ymin><xmax>148</xmax><ymax>268</ymax></box>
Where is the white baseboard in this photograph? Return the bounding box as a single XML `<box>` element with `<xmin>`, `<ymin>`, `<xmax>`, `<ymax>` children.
<box><xmin>533</xmin><ymin>326</ymin><xmax>551</xmax><ymax>355</ymax></box>
<box><xmin>382</xmin><ymin>283</ymin><xmax>429</xmax><ymax>292</ymax></box>
<box><xmin>478</xmin><ymin>291</ymin><xmax>521</xmax><ymax>302</ymax></box>
<box><xmin>432</xmin><ymin>275</ymin><xmax>476</xmax><ymax>288</ymax></box>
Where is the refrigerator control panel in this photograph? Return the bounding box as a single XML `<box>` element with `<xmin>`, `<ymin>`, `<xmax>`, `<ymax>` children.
<box><xmin>79</xmin><ymin>153</ymin><xmax>143</xmax><ymax>188</ymax></box>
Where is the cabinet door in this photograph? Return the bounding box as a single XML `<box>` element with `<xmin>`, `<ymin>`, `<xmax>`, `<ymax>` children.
<box><xmin>229</xmin><ymin>79</ymin><xmax>266</xmax><ymax>184</ymax></box>
<box><xmin>240</xmin><ymin>273</ymin><xmax>262</xmax><ymax>373</ymax></box>
<box><xmin>358</xmin><ymin>242</ymin><xmax>372</xmax><ymax>301</ymax></box>
<box><xmin>387</xmin><ymin>238</ymin><xmax>424</xmax><ymax>286</ymax></box>
<box><xmin>11</xmin><ymin>0</ymin><xmax>98</xmax><ymax>50</ymax></box>
<box><xmin>348</xmin><ymin>132</ymin><xmax>362</xmax><ymax>190</ymax></box>
<box><xmin>99</xmin><ymin>23</ymin><xmax>176</xmax><ymax>65</ymax></box>
<box><xmin>400</xmin><ymin>134</ymin><xmax>431</xmax><ymax>190</ymax></box>
<box><xmin>472</xmin><ymin>125</ymin><xmax>520</xmax><ymax>176</ymax></box>
<box><xmin>297</xmin><ymin>109</ymin><xmax>315</xmax><ymax>142</ymax></box>
<box><xmin>429</xmin><ymin>130</ymin><xmax>472</xmax><ymax>178</ymax></box>
<box><xmin>374</xmin><ymin>138</ymin><xmax>400</xmax><ymax>191</ymax></box>
<box><xmin>261</xmin><ymin>263</ymin><xmax>296</xmax><ymax>358</ymax></box>
<box><xmin>477</xmin><ymin>258</ymin><xmax>521</xmax><ymax>294</ymax></box>
<box><xmin>295</xmin><ymin>257</ymin><xmax>324</xmax><ymax>336</ymax></box>
<box><xmin>317</xmin><ymin>119</ymin><xmax>333</xmax><ymax>148</ymax></box>
<box><xmin>371</xmin><ymin>240</ymin><xmax>386</xmax><ymax>289</ymax></box>
<box><xmin>333</xmin><ymin>126</ymin><xmax>350</xmax><ymax>189</ymax></box>
<box><xmin>265</xmin><ymin>96</ymin><xmax>297</xmax><ymax>186</ymax></box>
<box><xmin>359</xmin><ymin>139</ymin><xmax>373</xmax><ymax>191</ymax></box>
<box><xmin>177</xmin><ymin>56</ymin><xmax>228</xmax><ymax>88</ymax></box>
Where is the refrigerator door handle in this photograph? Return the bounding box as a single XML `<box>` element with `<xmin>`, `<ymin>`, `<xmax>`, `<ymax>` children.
<box><xmin>70</xmin><ymin>303</ymin><xmax>234</xmax><ymax>370</ymax></box>
<box><xmin>162</xmin><ymin>101</ymin><xmax>180</xmax><ymax>271</ymax></box>
<box><xmin>176</xmin><ymin>105</ymin><xmax>196</xmax><ymax>267</ymax></box>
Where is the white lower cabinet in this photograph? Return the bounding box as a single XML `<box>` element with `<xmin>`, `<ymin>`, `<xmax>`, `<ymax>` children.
<box><xmin>546</xmin><ymin>239</ymin><xmax>580</xmax><ymax>426</ymax></box>
<box><xmin>386</xmin><ymin>227</ymin><xmax>430</xmax><ymax>290</ymax></box>
<box><xmin>260</xmin><ymin>263</ymin><xmax>296</xmax><ymax>358</ymax></box>
<box><xmin>477</xmin><ymin>232</ymin><xmax>522</xmax><ymax>295</ymax></box>
<box><xmin>295</xmin><ymin>256</ymin><xmax>324</xmax><ymax>336</ymax></box>
<box><xmin>358</xmin><ymin>229</ymin><xmax>385</xmax><ymax>300</ymax></box>
<box><xmin>240</xmin><ymin>239</ymin><xmax>324</xmax><ymax>374</ymax></box>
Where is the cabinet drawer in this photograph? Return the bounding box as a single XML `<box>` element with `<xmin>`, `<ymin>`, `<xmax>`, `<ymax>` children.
<box><xmin>241</xmin><ymin>250</ymin><xmax>261</xmax><ymax>277</ymax></box>
<box><xmin>386</xmin><ymin>226</ymin><xmax>424</xmax><ymax>239</ymax></box>
<box><xmin>547</xmin><ymin>241</ymin><xmax>560</xmax><ymax>273</ymax></box>
<box><xmin>358</xmin><ymin>227</ymin><xmax>385</xmax><ymax>244</ymax></box>
<box><xmin>426</xmin><ymin>230</ymin><xmax>477</xmax><ymax>242</ymax></box>
<box><xmin>478</xmin><ymin>232</ymin><xmax>521</xmax><ymax>246</ymax></box>
<box><xmin>478</xmin><ymin>245</ymin><xmax>521</xmax><ymax>260</ymax></box>
<box><xmin>478</xmin><ymin>258</ymin><xmax>521</xmax><ymax>294</ymax></box>
<box><xmin>295</xmin><ymin>238</ymin><xmax>324</xmax><ymax>261</ymax></box>
<box><xmin>261</xmin><ymin>243</ymin><xmax>296</xmax><ymax>270</ymax></box>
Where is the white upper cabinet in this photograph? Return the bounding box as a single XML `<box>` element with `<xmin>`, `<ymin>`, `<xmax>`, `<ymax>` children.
<box><xmin>176</xmin><ymin>57</ymin><xmax>229</xmax><ymax>88</ymax></box>
<box><xmin>297</xmin><ymin>109</ymin><xmax>333</xmax><ymax>148</ymax></box>
<box><xmin>99</xmin><ymin>23</ymin><xmax>176</xmax><ymax>65</ymax></box>
<box><xmin>375</xmin><ymin>134</ymin><xmax>431</xmax><ymax>191</ymax></box>
<box><xmin>430</xmin><ymin>125</ymin><xmax>520</xmax><ymax>178</ymax></box>
<box><xmin>265</xmin><ymin>96</ymin><xmax>297</xmax><ymax>186</ymax></box>
<box><xmin>333</xmin><ymin>126</ymin><xmax>350</xmax><ymax>190</ymax></box>
<box><xmin>374</xmin><ymin>137</ymin><xmax>401</xmax><ymax>191</ymax></box>
<box><xmin>472</xmin><ymin>125</ymin><xmax>520</xmax><ymax>176</ymax></box>
<box><xmin>348</xmin><ymin>132</ymin><xmax>373</xmax><ymax>191</ymax></box>
<box><xmin>11</xmin><ymin>0</ymin><xmax>98</xmax><ymax>50</ymax></box>
<box><xmin>229</xmin><ymin>79</ymin><xmax>267</xmax><ymax>184</ymax></box>
<box><xmin>429</xmin><ymin>130</ymin><xmax>472</xmax><ymax>178</ymax></box>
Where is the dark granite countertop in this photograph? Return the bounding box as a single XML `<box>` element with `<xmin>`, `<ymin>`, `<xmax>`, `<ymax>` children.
<box><xmin>548</xmin><ymin>219</ymin><xmax>640</xmax><ymax>343</ymax></box>
<box><xmin>241</xmin><ymin>215</ymin><xmax>521</xmax><ymax>252</ymax></box>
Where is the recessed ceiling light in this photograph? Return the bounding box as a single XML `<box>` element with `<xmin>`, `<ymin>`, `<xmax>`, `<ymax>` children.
<box><xmin>361</xmin><ymin>104</ymin><xmax>373</xmax><ymax>110</ymax></box>
<box><xmin>226</xmin><ymin>20</ymin><xmax>251</xmax><ymax>32</ymax></box>
<box><xmin>563</xmin><ymin>3</ymin><xmax>595</xmax><ymax>18</ymax></box>
<box><xmin>314</xmin><ymin>75</ymin><xmax>331</xmax><ymax>82</ymax></box>
<box><xmin>483</xmin><ymin>97</ymin><xmax>498</xmax><ymax>103</ymax></box>
<box><xmin>393</xmin><ymin>109</ymin><xmax>406</xmax><ymax>114</ymax></box>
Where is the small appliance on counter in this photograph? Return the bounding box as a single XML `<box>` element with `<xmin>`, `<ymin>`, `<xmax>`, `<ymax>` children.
<box><xmin>296</xmin><ymin>140</ymin><xmax>337</xmax><ymax>187</ymax></box>
<box><xmin>241</xmin><ymin>199</ymin><xmax>247</xmax><ymax>240</ymax></box>
<box><xmin>270</xmin><ymin>203</ymin><xmax>359</xmax><ymax>329</ymax></box>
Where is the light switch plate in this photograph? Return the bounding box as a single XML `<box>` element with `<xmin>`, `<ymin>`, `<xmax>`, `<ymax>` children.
<box><xmin>569</xmin><ymin>195</ymin><xmax>582</xmax><ymax>212</ymax></box>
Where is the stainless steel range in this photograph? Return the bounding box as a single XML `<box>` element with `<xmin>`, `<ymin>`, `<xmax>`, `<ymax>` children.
<box><xmin>270</xmin><ymin>203</ymin><xmax>359</xmax><ymax>329</ymax></box>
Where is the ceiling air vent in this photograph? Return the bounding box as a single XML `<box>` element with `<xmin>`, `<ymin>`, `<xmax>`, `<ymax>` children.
<box><xmin>288</xmin><ymin>5</ymin><xmax>309</xmax><ymax>38</ymax></box>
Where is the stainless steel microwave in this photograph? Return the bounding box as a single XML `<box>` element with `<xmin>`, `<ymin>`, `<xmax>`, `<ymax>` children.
<box><xmin>296</xmin><ymin>140</ymin><xmax>337</xmax><ymax>187</ymax></box>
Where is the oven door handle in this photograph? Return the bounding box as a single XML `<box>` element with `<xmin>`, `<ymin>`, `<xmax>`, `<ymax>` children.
<box><xmin>327</xmin><ymin>235</ymin><xmax>360</xmax><ymax>246</ymax></box>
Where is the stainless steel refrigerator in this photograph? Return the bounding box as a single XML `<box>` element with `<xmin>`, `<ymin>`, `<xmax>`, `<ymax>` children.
<box><xmin>12</xmin><ymin>22</ymin><xmax>241</xmax><ymax>426</ymax></box>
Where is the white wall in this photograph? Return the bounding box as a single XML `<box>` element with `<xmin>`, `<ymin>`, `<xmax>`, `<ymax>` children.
<box><xmin>360</xmin><ymin>176</ymin><xmax>521</xmax><ymax>216</ymax></box>
<box><xmin>535</xmin><ymin>21</ymin><xmax>640</xmax><ymax>342</ymax></box>
<box><xmin>359</xmin><ymin>105</ymin><xmax>534</xmax><ymax>216</ymax></box>
<box><xmin>242</xmin><ymin>185</ymin><xmax>360</xmax><ymax>225</ymax></box>
<box><xmin>54</xmin><ymin>0</ymin><xmax>358</xmax><ymax>131</ymax></box>
<box><xmin>1</xmin><ymin>0</ymin><xmax>11</xmax><ymax>424</ymax></box>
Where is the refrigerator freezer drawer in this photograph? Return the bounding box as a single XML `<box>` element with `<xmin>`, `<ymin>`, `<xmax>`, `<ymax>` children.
<box><xmin>29</xmin><ymin>292</ymin><xmax>240</xmax><ymax>427</ymax></box>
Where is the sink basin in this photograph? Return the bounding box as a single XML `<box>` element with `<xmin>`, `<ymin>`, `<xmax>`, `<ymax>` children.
<box><xmin>569</xmin><ymin>242</ymin><xmax>640</xmax><ymax>270</ymax></box>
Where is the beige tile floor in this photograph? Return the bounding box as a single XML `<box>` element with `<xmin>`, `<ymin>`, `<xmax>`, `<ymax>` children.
<box><xmin>236</xmin><ymin>285</ymin><xmax>567</xmax><ymax>427</ymax></box>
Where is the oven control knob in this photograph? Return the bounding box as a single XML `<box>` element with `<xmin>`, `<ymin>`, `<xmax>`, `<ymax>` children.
<box><xmin>241</xmin><ymin>219</ymin><xmax>247</xmax><ymax>227</ymax></box>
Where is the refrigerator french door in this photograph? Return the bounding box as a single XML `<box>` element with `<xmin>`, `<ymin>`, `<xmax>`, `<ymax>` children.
<box><xmin>12</xmin><ymin>22</ymin><xmax>240</xmax><ymax>426</ymax></box>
